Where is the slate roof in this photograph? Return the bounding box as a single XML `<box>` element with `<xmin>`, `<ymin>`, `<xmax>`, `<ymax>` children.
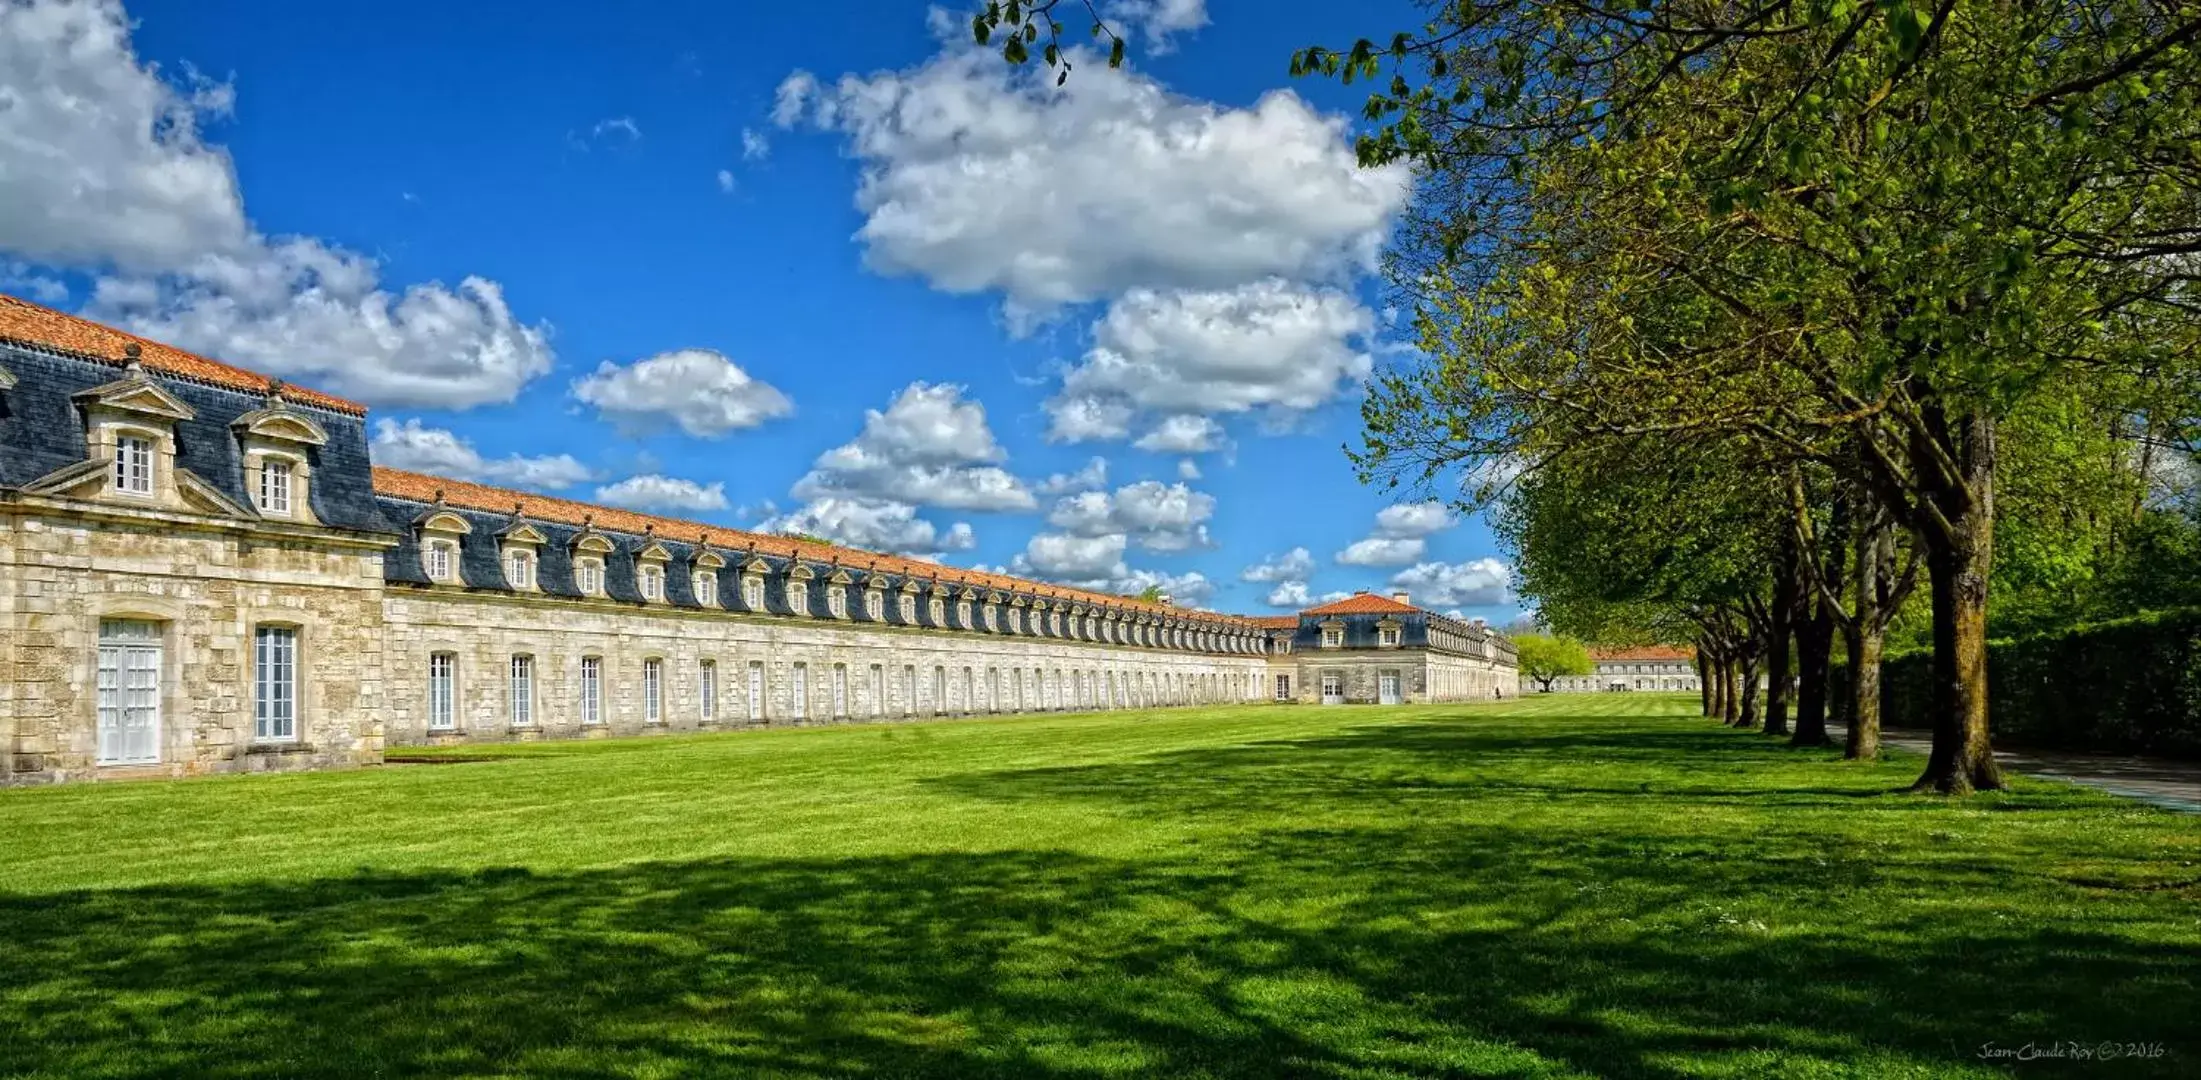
<box><xmin>0</xmin><ymin>294</ymin><xmax>365</xmax><ymax>415</ymax></box>
<box><xmin>373</xmin><ymin>468</ymin><xmax>1258</xmax><ymax>628</ymax></box>
<box><xmin>0</xmin><ymin>339</ymin><xmax>394</xmax><ymax>536</ymax></box>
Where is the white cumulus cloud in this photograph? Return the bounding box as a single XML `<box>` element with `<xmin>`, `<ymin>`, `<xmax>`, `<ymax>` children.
<box><xmin>1389</xmin><ymin>559</ymin><xmax>1512</xmax><ymax>608</ymax></box>
<box><xmin>0</xmin><ymin>0</ymin><xmax>555</xmax><ymax>410</ymax></box>
<box><xmin>593</xmin><ymin>474</ymin><xmax>732</xmax><ymax>513</ymax></box>
<box><xmin>1047</xmin><ymin>279</ymin><xmax>1374</xmax><ymax>442</ymax></box>
<box><xmin>1335</xmin><ymin>501</ymin><xmax>1459</xmax><ymax>566</ymax></box>
<box><xmin>1043</xmin><ymin>480</ymin><xmax>1215</xmax><ymax>552</ymax></box>
<box><xmin>1037</xmin><ymin>456</ymin><xmax>1110</xmax><ymax>495</ymax></box>
<box><xmin>757</xmin><ymin>496</ymin><xmax>975</xmax><ymax>557</ymax></box>
<box><xmin>1133</xmin><ymin>414</ymin><xmax>1227</xmax><ymax>454</ymax></box>
<box><xmin>571</xmin><ymin>348</ymin><xmax>794</xmax><ymax>438</ymax></box>
<box><xmin>790</xmin><ymin>382</ymin><xmax>1036</xmax><ymax>512</ymax></box>
<box><xmin>772</xmin><ymin>45</ymin><xmax>1406</xmax><ymax>317</ymax></box>
<box><xmin>371</xmin><ymin>419</ymin><xmax>594</xmax><ymax>490</ymax></box>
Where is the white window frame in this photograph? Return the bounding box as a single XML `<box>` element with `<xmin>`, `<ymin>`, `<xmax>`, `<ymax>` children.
<box><xmin>829</xmin><ymin>589</ymin><xmax>846</xmax><ymax>619</ymax></box>
<box><xmin>429</xmin><ymin>651</ymin><xmax>457</xmax><ymax>730</ymax></box>
<box><xmin>505</xmin><ymin>550</ymin><xmax>534</xmax><ymax>590</ymax></box>
<box><xmin>509</xmin><ymin>655</ymin><xmax>534</xmax><ymax>727</ymax></box>
<box><xmin>745</xmin><ymin>576</ymin><xmax>765</xmax><ymax>609</ymax></box>
<box><xmin>788</xmin><ymin>581</ymin><xmax>808</xmax><ymax>612</ymax></box>
<box><xmin>426</xmin><ymin>540</ymin><xmax>456</xmax><ymax>583</ymax></box>
<box><xmin>832</xmin><ymin>663</ymin><xmax>848</xmax><ymax>717</ymax></box>
<box><xmin>747</xmin><ymin>661</ymin><xmax>765</xmax><ymax>721</ymax></box>
<box><xmin>1321</xmin><ymin>628</ymin><xmax>1344</xmax><ymax>648</ymax></box>
<box><xmin>1275</xmin><ymin>674</ymin><xmax>1292</xmax><ymax>701</ymax></box>
<box><xmin>253</xmin><ymin>626</ymin><xmax>298</xmax><ymax>742</ymax></box>
<box><xmin>870</xmin><ymin>664</ymin><xmax>885</xmax><ymax>717</ymax></box>
<box><xmin>902</xmin><ymin>664</ymin><xmax>917</xmax><ymax>716</ymax></box>
<box><xmin>576</xmin><ymin>558</ymin><xmax>603</xmax><ymax>596</ymax></box>
<box><xmin>900</xmin><ymin>594</ymin><xmax>917</xmax><ymax>622</ymax></box>
<box><xmin>643</xmin><ymin>658</ymin><xmax>663</xmax><ymax>722</ymax></box>
<box><xmin>580</xmin><ymin>656</ymin><xmax>602</xmax><ymax>725</ymax></box>
<box><xmin>700</xmin><ymin>659</ymin><xmax>717</xmax><ymax>720</ymax></box>
<box><xmin>258</xmin><ymin>459</ymin><xmax>293</xmax><ymax>516</ymax></box>
<box><xmin>641</xmin><ymin>566</ymin><xmax>664</xmax><ymax>601</ymax></box>
<box><xmin>1379</xmin><ymin>627</ymin><xmax>1400</xmax><ymax>646</ymax></box>
<box><xmin>696</xmin><ymin>573</ymin><xmax>718</xmax><ymax>607</ymax></box>
<box><xmin>792</xmin><ymin>663</ymin><xmax>809</xmax><ymax>718</ymax></box>
<box><xmin>929</xmin><ymin>599</ymin><xmax>945</xmax><ymax>624</ymax></box>
<box><xmin>866</xmin><ymin>592</ymin><xmax>883</xmax><ymax>620</ymax></box>
<box><xmin>114</xmin><ymin>434</ymin><xmax>153</xmax><ymax>496</ymax></box>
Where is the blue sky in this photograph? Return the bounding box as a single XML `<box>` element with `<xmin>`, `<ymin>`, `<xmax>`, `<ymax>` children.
<box><xmin>0</xmin><ymin>0</ymin><xmax>1518</xmax><ymax>618</ymax></box>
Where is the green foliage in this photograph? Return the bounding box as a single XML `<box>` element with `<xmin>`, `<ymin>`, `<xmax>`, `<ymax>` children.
<box><xmin>1849</xmin><ymin>609</ymin><xmax>2201</xmax><ymax>758</ymax></box>
<box><xmin>1513</xmin><ymin>632</ymin><xmax>1593</xmax><ymax>689</ymax></box>
<box><xmin>1122</xmin><ymin>584</ymin><xmax>1166</xmax><ymax>602</ymax></box>
<box><xmin>975</xmin><ymin>0</ymin><xmax>1124</xmax><ymax>85</ymax></box>
<box><xmin>780</xmin><ymin>531</ymin><xmax>834</xmax><ymax>546</ymax></box>
<box><xmin>2</xmin><ymin>699</ymin><xmax>2196</xmax><ymax>1075</ymax></box>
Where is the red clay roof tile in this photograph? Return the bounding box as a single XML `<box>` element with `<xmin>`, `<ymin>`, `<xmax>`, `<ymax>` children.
<box><xmin>0</xmin><ymin>293</ymin><xmax>366</xmax><ymax>415</ymax></box>
<box><xmin>1301</xmin><ymin>592</ymin><xmax>1423</xmax><ymax>616</ymax></box>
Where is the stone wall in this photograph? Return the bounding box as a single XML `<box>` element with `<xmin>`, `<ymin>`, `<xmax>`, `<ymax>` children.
<box><xmin>1289</xmin><ymin>649</ymin><xmax>1517</xmax><ymax>705</ymax></box>
<box><xmin>381</xmin><ymin>585</ymin><xmax>1275</xmax><ymax>744</ymax></box>
<box><xmin>1</xmin><ymin>503</ymin><xmax>389</xmax><ymax>783</ymax></box>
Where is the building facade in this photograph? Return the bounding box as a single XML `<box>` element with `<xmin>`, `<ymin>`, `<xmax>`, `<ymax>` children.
<box><xmin>0</xmin><ymin>296</ymin><xmax>1516</xmax><ymax>785</ymax></box>
<box><xmin>1255</xmin><ymin>593</ymin><xmax>1517</xmax><ymax>706</ymax></box>
<box><xmin>1525</xmin><ymin>645</ymin><xmax>1699</xmax><ymax>693</ymax></box>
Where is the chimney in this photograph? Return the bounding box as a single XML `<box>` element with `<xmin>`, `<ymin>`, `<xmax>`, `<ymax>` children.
<box><xmin>1392</xmin><ymin>590</ymin><xmax>1410</xmax><ymax>605</ymax></box>
<box><xmin>1472</xmin><ymin>617</ymin><xmax>1487</xmax><ymax>629</ymax></box>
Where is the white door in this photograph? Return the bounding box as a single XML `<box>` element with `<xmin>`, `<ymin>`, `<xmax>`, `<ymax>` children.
<box><xmin>1379</xmin><ymin>670</ymin><xmax>1402</xmax><ymax>705</ymax></box>
<box><xmin>1320</xmin><ymin>673</ymin><xmax>1344</xmax><ymax>705</ymax></box>
<box><xmin>97</xmin><ymin>620</ymin><xmax>162</xmax><ymax>765</ymax></box>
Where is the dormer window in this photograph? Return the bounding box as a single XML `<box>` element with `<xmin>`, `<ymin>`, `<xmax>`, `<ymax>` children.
<box><xmin>640</xmin><ymin>565</ymin><xmax>664</xmax><ymax>600</ymax></box>
<box><xmin>1321</xmin><ymin>627</ymin><xmax>1344</xmax><ymax>648</ymax></box>
<box><xmin>576</xmin><ymin>558</ymin><xmax>603</xmax><ymax>596</ymax></box>
<box><xmin>955</xmin><ymin>601</ymin><xmax>971</xmax><ymax>627</ymax></box>
<box><xmin>828</xmin><ymin>589</ymin><xmax>847</xmax><ymax>618</ymax></box>
<box><xmin>695</xmin><ymin>573</ymin><xmax>718</xmax><ymax>607</ymax></box>
<box><xmin>426</xmin><ymin>540</ymin><xmax>456</xmax><ymax>582</ymax></box>
<box><xmin>866</xmin><ymin>591</ymin><xmax>884</xmax><ymax>620</ymax></box>
<box><xmin>901</xmin><ymin>594</ymin><xmax>917</xmax><ymax>621</ymax></box>
<box><xmin>930</xmin><ymin>598</ymin><xmax>945</xmax><ymax>624</ymax></box>
<box><xmin>1379</xmin><ymin>627</ymin><xmax>1401</xmax><ymax>646</ymax></box>
<box><xmin>505</xmin><ymin>550</ymin><xmax>534</xmax><ymax>589</ymax></box>
<box><xmin>1008</xmin><ymin>608</ymin><xmax>1022</xmax><ymax>634</ymax></box>
<box><xmin>114</xmin><ymin>435</ymin><xmax>153</xmax><ymax>496</ymax></box>
<box><xmin>787</xmin><ymin>580</ymin><xmax>808</xmax><ymax>612</ymax></box>
<box><xmin>258</xmin><ymin>460</ymin><xmax>292</xmax><ymax>515</ymax></box>
<box><xmin>745</xmin><ymin>576</ymin><xmax>765</xmax><ymax>609</ymax></box>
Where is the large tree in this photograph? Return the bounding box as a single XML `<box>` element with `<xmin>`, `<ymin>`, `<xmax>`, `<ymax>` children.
<box><xmin>1301</xmin><ymin>0</ymin><xmax>2201</xmax><ymax>793</ymax></box>
<box><xmin>1514</xmin><ymin>633</ymin><xmax>1594</xmax><ymax>691</ymax></box>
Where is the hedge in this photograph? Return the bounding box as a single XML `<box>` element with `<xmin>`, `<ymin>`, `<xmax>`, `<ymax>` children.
<box><xmin>1834</xmin><ymin>608</ymin><xmax>2201</xmax><ymax>759</ymax></box>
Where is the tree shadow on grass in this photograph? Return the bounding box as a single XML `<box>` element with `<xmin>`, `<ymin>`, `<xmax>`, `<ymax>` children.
<box><xmin>1</xmin><ymin>828</ymin><xmax>2192</xmax><ymax>1078</ymax></box>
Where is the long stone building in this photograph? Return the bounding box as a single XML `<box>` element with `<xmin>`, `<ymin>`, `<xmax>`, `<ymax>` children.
<box><xmin>1524</xmin><ymin>645</ymin><xmax>1699</xmax><ymax>693</ymax></box>
<box><xmin>0</xmin><ymin>296</ymin><xmax>1516</xmax><ymax>785</ymax></box>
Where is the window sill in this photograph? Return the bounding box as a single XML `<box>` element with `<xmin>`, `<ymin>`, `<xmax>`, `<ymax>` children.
<box><xmin>245</xmin><ymin>741</ymin><xmax>315</xmax><ymax>755</ymax></box>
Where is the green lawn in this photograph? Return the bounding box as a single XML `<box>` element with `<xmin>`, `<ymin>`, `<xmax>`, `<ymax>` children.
<box><xmin>2</xmin><ymin>695</ymin><xmax>2196</xmax><ymax>1079</ymax></box>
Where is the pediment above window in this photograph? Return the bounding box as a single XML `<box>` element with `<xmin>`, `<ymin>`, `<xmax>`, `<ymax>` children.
<box><xmin>898</xmin><ymin>577</ymin><xmax>924</xmax><ymax>594</ymax></box>
<box><xmin>786</xmin><ymin>562</ymin><xmax>817</xmax><ymax>581</ymax></box>
<box><xmin>414</xmin><ymin>508</ymin><xmax>474</xmax><ymax>535</ymax></box>
<box><xmin>498</xmin><ymin>521</ymin><xmax>549</xmax><ymax>546</ymax></box>
<box><xmin>571</xmin><ymin>530</ymin><xmax>617</xmax><ymax>555</ymax></box>
<box><xmin>229</xmin><ymin>400</ymin><xmax>329</xmax><ymax>447</ymax></box>
<box><xmin>634</xmin><ymin>541</ymin><xmax>672</xmax><ymax>562</ymax></box>
<box><xmin>693</xmin><ymin>549</ymin><xmax>728</xmax><ymax>570</ymax></box>
<box><xmin>825</xmin><ymin>567</ymin><xmax>855</xmax><ymax>585</ymax></box>
<box><xmin>741</xmin><ymin>555</ymin><xmax>774</xmax><ymax>574</ymax></box>
<box><xmin>73</xmin><ymin>366</ymin><xmax>196</xmax><ymax>422</ymax></box>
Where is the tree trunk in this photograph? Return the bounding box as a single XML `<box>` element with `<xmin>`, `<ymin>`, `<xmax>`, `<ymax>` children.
<box><xmin>1844</xmin><ymin>620</ymin><xmax>1883</xmax><ymax>761</ymax></box>
<box><xmin>1791</xmin><ymin>597</ymin><xmax>1833</xmax><ymax>746</ymax></box>
<box><xmin>1719</xmin><ymin>658</ymin><xmax>1739</xmax><ymax>724</ymax></box>
<box><xmin>1695</xmin><ymin>645</ymin><xmax>1714</xmax><ymax>716</ymax></box>
<box><xmin>1765</xmin><ymin>537</ymin><xmax>1800</xmax><ymax>736</ymax></box>
<box><xmin>1736</xmin><ymin>655</ymin><xmax>1761</xmax><ymax>729</ymax></box>
<box><xmin>1911</xmin><ymin>410</ymin><xmax>2004</xmax><ymax>794</ymax></box>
